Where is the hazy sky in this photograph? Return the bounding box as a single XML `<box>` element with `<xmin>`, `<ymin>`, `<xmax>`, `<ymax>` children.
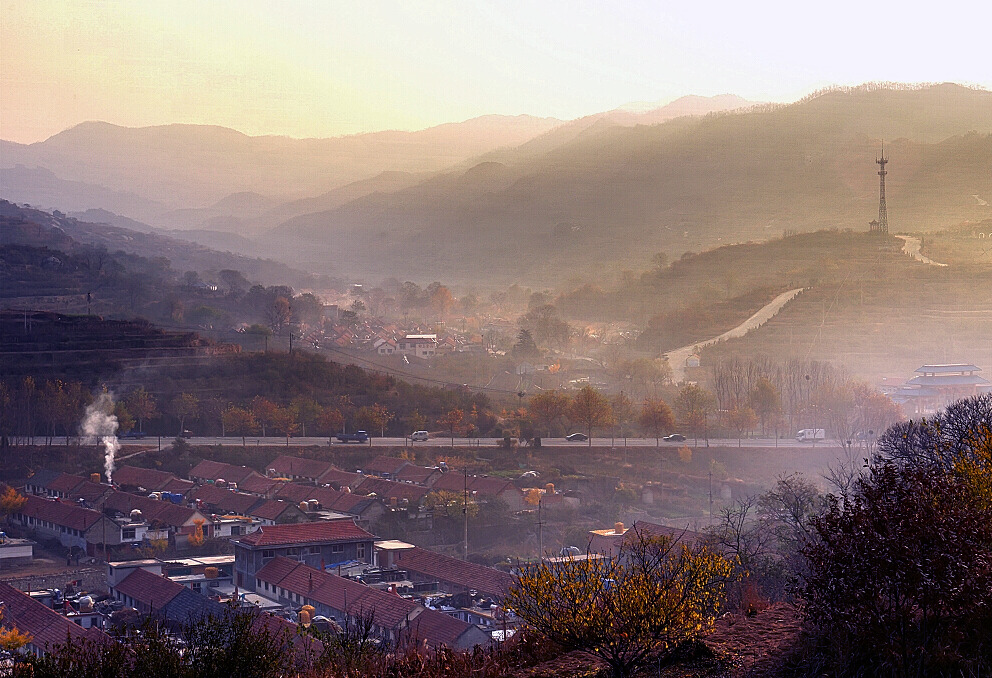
<box><xmin>2</xmin><ymin>0</ymin><xmax>990</xmax><ymax>144</ymax></box>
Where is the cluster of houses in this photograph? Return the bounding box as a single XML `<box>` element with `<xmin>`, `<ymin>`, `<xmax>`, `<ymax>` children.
<box><xmin>319</xmin><ymin>318</ymin><xmax>483</xmax><ymax>358</ymax></box>
<box><xmin>0</xmin><ymin>516</ymin><xmax>519</xmax><ymax>658</ymax></box>
<box><xmin>8</xmin><ymin>454</ymin><xmax>540</xmax><ymax>560</ymax></box>
<box><xmin>0</xmin><ymin>451</ymin><xmax>606</xmax><ymax>659</ymax></box>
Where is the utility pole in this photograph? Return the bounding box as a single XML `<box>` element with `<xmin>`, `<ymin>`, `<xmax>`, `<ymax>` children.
<box><xmin>708</xmin><ymin>464</ymin><xmax>713</xmax><ymax>521</ymax></box>
<box><xmin>463</xmin><ymin>467</ymin><xmax>469</xmax><ymax>561</ymax></box>
<box><xmin>537</xmin><ymin>497</ymin><xmax>544</xmax><ymax>561</ymax></box>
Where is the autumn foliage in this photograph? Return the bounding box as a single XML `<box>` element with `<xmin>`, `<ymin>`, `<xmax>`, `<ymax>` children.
<box><xmin>505</xmin><ymin>528</ymin><xmax>733</xmax><ymax>678</ymax></box>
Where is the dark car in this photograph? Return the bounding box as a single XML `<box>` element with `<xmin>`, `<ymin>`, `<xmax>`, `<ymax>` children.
<box><xmin>663</xmin><ymin>433</ymin><xmax>686</xmax><ymax>442</ymax></box>
<box><xmin>565</xmin><ymin>432</ymin><xmax>589</xmax><ymax>442</ymax></box>
<box><xmin>121</xmin><ymin>431</ymin><xmax>147</xmax><ymax>440</ymax></box>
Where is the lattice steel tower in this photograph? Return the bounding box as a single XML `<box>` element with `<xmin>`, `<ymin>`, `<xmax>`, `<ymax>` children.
<box><xmin>870</xmin><ymin>142</ymin><xmax>889</xmax><ymax>234</ymax></box>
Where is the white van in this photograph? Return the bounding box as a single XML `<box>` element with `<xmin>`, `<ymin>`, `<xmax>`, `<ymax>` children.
<box><xmin>795</xmin><ymin>429</ymin><xmax>826</xmax><ymax>442</ymax></box>
<box><xmin>410</xmin><ymin>430</ymin><xmax>430</xmax><ymax>442</ymax></box>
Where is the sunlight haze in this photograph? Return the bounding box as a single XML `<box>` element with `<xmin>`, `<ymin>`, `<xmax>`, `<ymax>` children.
<box><xmin>2</xmin><ymin>0</ymin><xmax>990</xmax><ymax>143</ymax></box>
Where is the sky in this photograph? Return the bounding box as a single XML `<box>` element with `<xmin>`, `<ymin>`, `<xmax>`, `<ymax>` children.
<box><xmin>2</xmin><ymin>0</ymin><xmax>991</xmax><ymax>144</ymax></box>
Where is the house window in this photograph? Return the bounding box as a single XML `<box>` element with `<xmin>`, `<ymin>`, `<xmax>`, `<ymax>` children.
<box><xmin>286</xmin><ymin>547</ymin><xmax>300</xmax><ymax>556</ymax></box>
<box><xmin>122</xmin><ymin>528</ymin><xmax>136</xmax><ymax>540</ymax></box>
<box><xmin>331</xmin><ymin>544</ymin><xmax>344</xmax><ymax>554</ymax></box>
<box><xmin>356</xmin><ymin>543</ymin><xmax>366</xmax><ymax>559</ymax></box>
<box><xmin>262</xmin><ymin>550</ymin><xmax>275</xmax><ymax>558</ymax></box>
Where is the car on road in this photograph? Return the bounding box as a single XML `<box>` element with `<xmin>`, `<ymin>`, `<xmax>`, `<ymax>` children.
<box><xmin>565</xmin><ymin>432</ymin><xmax>589</xmax><ymax>442</ymax></box>
<box><xmin>410</xmin><ymin>430</ymin><xmax>429</xmax><ymax>442</ymax></box>
<box><xmin>335</xmin><ymin>430</ymin><xmax>370</xmax><ymax>443</ymax></box>
<box><xmin>663</xmin><ymin>433</ymin><xmax>686</xmax><ymax>442</ymax></box>
<box><xmin>121</xmin><ymin>431</ymin><xmax>147</xmax><ymax>439</ymax></box>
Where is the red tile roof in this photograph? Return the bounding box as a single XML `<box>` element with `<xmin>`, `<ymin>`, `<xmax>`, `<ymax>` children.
<box><xmin>67</xmin><ymin>479</ymin><xmax>114</xmax><ymax>505</ymax></box>
<box><xmin>248</xmin><ymin>499</ymin><xmax>303</xmax><ymax>522</ymax></box>
<box><xmin>364</xmin><ymin>456</ymin><xmax>411</xmax><ymax>476</ymax></box>
<box><xmin>394</xmin><ymin>547</ymin><xmax>514</xmax><ymax>599</ymax></box>
<box><xmin>258</xmin><ymin>558</ymin><xmax>420</xmax><ymax>632</ymax></box>
<box><xmin>406</xmin><ymin>607</ymin><xmax>478</xmax><ymax>648</ymax></box>
<box><xmin>0</xmin><ymin>581</ymin><xmax>109</xmax><ymax>653</ymax></box>
<box><xmin>103</xmin><ymin>491</ymin><xmax>203</xmax><ymax>528</ymax></box>
<box><xmin>112</xmin><ymin>465</ymin><xmax>187</xmax><ymax>492</ymax></box>
<box><xmin>46</xmin><ymin>473</ymin><xmax>87</xmax><ymax>495</ymax></box>
<box><xmin>431</xmin><ymin>473</ymin><xmax>521</xmax><ymax>499</ymax></box>
<box><xmin>188</xmin><ymin>460</ymin><xmax>262</xmax><ymax>484</ymax></box>
<box><xmin>18</xmin><ymin>494</ymin><xmax>107</xmax><ymax>532</ymax></box>
<box><xmin>356</xmin><ymin>477</ymin><xmax>428</xmax><ymax>505</ymax></box>
<box><xmin>113</xmin><ymin>567</ymin><xmax>184</xmax><ymax>609</ymax></box>
<box><xmin>395</xmin><ymin>465</ymin><xmax>441</xmax><ymax>485</ymax></box>
<box><xmin>266</xmin><ymin>455</ymin><xmax>335</xmax><ymax>480</ymax></box>
<box><xmin>236</xmin><ymin>519</ymin><xmax>375</xmax><ymax>548</ymax></box>
<box><xmin>273</xmin><ymin>482</ymin><xmax>315</xmax><ymax>503</ymax></box>
<box><xmin>237</xmin><ymin>475</ymin><xmax>286</xmax><ymax>496</ymax></box>
<box><xmin>319</xmin><ymin>468</ymin><xmax>365</xmax><ymax>489</ymax></box>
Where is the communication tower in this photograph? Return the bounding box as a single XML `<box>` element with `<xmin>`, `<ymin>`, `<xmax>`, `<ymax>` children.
<box><xmin>869</xmin><ymin>143</ymin><xmax>889</xmax><ymax>234</ymax></box>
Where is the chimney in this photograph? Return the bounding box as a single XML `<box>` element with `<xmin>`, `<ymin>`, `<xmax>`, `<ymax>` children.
<box><xmin>90</xmin><ymin>473</ymin><xmax>102</xmax><ymax>484</ymax></box>
<box><xmin>614</xmin><ymin>522</ymin><xmax>625</xmax><ymax>535</ymax></box>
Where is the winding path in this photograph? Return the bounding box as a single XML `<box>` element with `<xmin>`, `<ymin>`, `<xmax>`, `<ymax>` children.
<box><xmin>665</xmin><ymin>288</ymin><xmax>805</xmax><ymax>382</ymax></box>
<box><xmin>895</xmin><ymin>235</ymin><xmax>948</xmax><ymax>267</ymax></box>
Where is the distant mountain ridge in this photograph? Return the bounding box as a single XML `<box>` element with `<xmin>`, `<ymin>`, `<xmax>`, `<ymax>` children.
<box><xmin>0</xmin><ymin>115</ymin><xmax>564</xmax><ymax>212</ymax></box>
<box><xmin>265</xmin><ymin>84</ymin><xmax>992</xmax><ymax>286</ymax></box>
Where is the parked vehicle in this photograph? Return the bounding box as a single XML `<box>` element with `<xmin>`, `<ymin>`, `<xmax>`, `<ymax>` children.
<box><xmin>663</xmin><ymin>433</ymin><xmax>687</xmax><ymax>442</ymax></box>
<box><xmin>335</xmin><ymin>430</ymin><xmax>370</xmax><ymax>443</ymax></box>
<box><xmin>410</xmin><ymin>430</ymin><xmax>429</xmax><ymax>442</ymax></box>
<box><xmin>795</xmin><ymin>428</ymin><xmax>826</xmax><ymax>442</ymax></box>
<box><xmin>121</xmin><ymin>431</ymin><xmax>147</xmax><ymax>439</ymax></box>
<box><xmin>565</xmin><ymin>432</ymin><xmax>589</xmax><ymax>442</ymax></box>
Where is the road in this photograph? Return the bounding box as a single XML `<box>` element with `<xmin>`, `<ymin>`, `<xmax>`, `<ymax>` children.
<box><xmin>665</xmin><ymin>288</ymin><xmax>805</xmax><ymax>382</ymax></box>
<box><xmin>102</xmin><ymin>435</ymin><xmax>841</xmax><ymax>449</ymax></box>
<box><xmin>895</xmin><ymin>235</ymin><xmax>948</xmax><ymax>267</ymax></box>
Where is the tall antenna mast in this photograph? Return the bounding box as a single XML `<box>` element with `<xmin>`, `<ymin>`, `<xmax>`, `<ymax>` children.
<box><xmin>872</xmin><ymin>142</ymin><xmax>889</xmax><ymax>234</ymax></box>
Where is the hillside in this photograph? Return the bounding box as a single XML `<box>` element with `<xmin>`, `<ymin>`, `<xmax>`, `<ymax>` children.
<box><xmin>0</xmin><ymin>201</ymin><xmax>323</xmax><ymax>290</ymax></box>
<box><xmin>0</xmin><ymin>115</ymin><xmax>563</xmax><ymax>214</ymax></box>
<box><xmin>267</xmin><ymin>84</ymin><xmax>992</xmax><ymax>286</ymax></box>
<box><xmin>550</xmin><ymin>227</ymin><xmax>992</xmax><ymax>382</ymax></box>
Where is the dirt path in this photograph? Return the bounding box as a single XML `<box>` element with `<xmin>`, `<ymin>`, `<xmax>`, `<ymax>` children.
<box><xmin>895</xmin><ymin>235</ymin><xmax>948</xmax><ymax>267</ymax></box>
<box><xmin>665</xmin><ymin>289</ymin><xmax>805</xmax><ymax>382</ymax></box>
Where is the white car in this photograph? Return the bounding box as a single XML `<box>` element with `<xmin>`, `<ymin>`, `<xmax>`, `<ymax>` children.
<box><xmin>410</xmin><ymin>430</ymin><xmax>430</xmax><ymax>442</ymax></box>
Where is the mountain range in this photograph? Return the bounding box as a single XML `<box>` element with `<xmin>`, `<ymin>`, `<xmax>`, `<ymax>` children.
<box><xmin>3</xmin><ymin>86</ymin><xmax>990</xmax><ymax>287</ymax></box>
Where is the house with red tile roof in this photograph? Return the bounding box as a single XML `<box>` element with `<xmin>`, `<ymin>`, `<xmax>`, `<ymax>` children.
<box><xmin>233</xmin><ymin>519</ymin><xmax>376</xmax><ymax>589</ymax></box>
<box><xmin>236</xmin><ymin>474</ymin><xmax>286</xmax><ymax>498</ymax></box>
<box><xmin>0</xmin><ymin>581</ymin><xmax>110</xmax><ymax>657</ymax></box>
<box><xmin>355</xmin><ymin>477</ymin><xmax>429</xmax><ymax>508</ymax></box>
<box><xmin>188</xmin><ymin>460</ymin><xmax>263</xmax><ymax>487</ymax></box>
<box><xmin>265</xmin><ymin>455</ymin><xmax>335</xmax><ymax>484</ymax></box>
<box><xmin>10</xmin><ymin>494</ymin><xmax>129</xmax><ymax>555</ymax></box>
<box><xmin>405</xmin><ymin>606</ymin><xmax>491</xmax><ymax>650</ymax></box>
<box><xmin>111</xmin><ymin>466</ymin><xmax>194</xmax><ymax>494</ymax></box>
<box><xmin>254</xmin><ymin>557</ymin><xmax>489</xmax><ymax>649</ymax></box>
<box><xmin>274</xmin><ymin>483</ymin><xmax>385</xmax><ymax>526</ymax></box>
<box><xmin>265</xmin><ymin>455</ymin><xmax>366</xmax><ymax>489</ymax></box>
<box><xmin>102</xmin><ymin>491</ymin><xmax>209</xmax><ymax>545</ymax></box>
<box><xmin>389</xmin><ymin>545</ymin><xmax>515</xmax><ymax>600</ymax></box>
<box><xmin>363</xmin><ymin>456</ymin><xmax>411</xmax><ymax>478</ymax></box>
<box><xmin>394</xmin><ymin>464</ymin><xmax>442</xmax><ymax>487</ymax></box>
<box><xmin>430</xmin><ymin>474</ymin><xmax>525</xmax><ymax>511</ymax></box>
<box><xmin>247</xmin><ymin>499</ymin><xmax>308</xmax><ymax>526</ymax></box>
<box><xmin>189</xmin><ymin>484</ymin><xmax>260</xmax><ymax>514</ymax></box>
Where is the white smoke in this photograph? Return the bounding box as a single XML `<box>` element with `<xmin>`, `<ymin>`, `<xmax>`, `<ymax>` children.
<box><xmin>81</xmin><ymin>393</ymin><xmax>120</xmax><ymax>484</ymax></box>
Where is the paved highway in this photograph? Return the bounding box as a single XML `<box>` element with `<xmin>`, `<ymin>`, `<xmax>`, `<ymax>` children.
<box><xmin>104</xmin><ymin>435</ymin><xmax>843</xmax><ymax>449</ymax></box>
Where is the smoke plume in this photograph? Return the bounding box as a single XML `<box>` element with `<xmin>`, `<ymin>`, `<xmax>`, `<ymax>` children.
<box><xmin>81</xmin><ymin>393</ymin><xmax>120</xmax><ymax>484</ymax></box>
